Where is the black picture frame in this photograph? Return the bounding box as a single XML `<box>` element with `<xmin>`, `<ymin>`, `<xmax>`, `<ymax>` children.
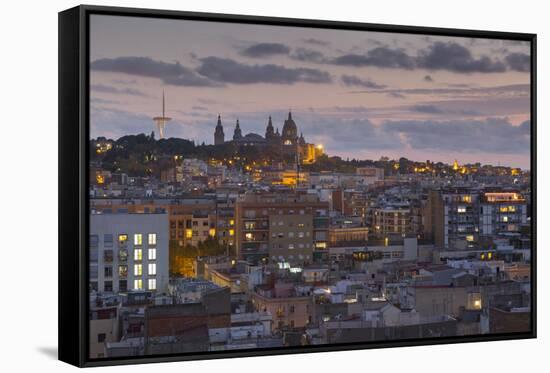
<box><xmin>59</xmin><ymin>4</ymin><xmax>537</xmax><ymax>368</ymax></box>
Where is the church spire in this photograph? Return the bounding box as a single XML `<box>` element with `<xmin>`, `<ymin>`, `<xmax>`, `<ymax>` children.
<box><xmin>214</xmin><ymin>114</ymin><xmax>224</xmax><ymax>145</ymax></box>
<box><xmin>233</xmin><ymin>118</ymin><xmax>242</xmax><ymax>140</ymax></box>
<box><xmin>265</xmin><ymin>115</ymin><xmax>275</xmax><ymax>141</ymax></box>
<box><xmin>299</xmin><ymin>131</ymin><xmax>306</xmax><ymax>145</ymax></box>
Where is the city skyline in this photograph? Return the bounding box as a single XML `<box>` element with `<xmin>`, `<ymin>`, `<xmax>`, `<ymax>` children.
<box><xmin>90</xmin><ymin>15</ymin><xmax>531</xmax><ymax>168</ymax></box>
<box><xmin>86</xmin><ymin>12</ymin><xmax>533</xmax><ymax>360</ymax></box>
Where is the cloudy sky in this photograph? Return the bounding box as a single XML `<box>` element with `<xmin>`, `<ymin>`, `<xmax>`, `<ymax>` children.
<box><xmin>90</xmin><ymin>15</ymin><xmax>531</xmax><ymax>168</ymax></box>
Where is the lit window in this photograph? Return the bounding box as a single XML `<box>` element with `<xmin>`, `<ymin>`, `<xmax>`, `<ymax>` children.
<box><xmin>503</xmin><ymin>216</ymin><xmax>509</xmax><ymax>222</ymax></box>
<box><xmin>148</xmin><ymin>279</ymin><xmax>156</xmax><ymax>290</ymax></box>
<box><xmin>466</xmin><ymin>235</ymin><xmax>474</xmax><ymax>242</ymax></box>
<box><xmin>209</xmin><ymin>228</ymin><xmax>216</xmax><ymax>237</ymax></box>
<box><xmin>457</xmin><ymin>206</ymin><xmax>466</xmax><ymax>213</ymax></box>
<box><xmin>134</xmin><ymin>234</ymin><xmax>142</xmax><ymax>246</ymax></box>
<box><xmin>185</xmin><ymin>229</ymin><xmax>193</xmax><ymax>239</ymax></box>
<box><xmin>229</xmin><ymin>219</ymin><xmax>235</xmax><ymax>226</ymax></box>
<box><xmin>133</xmin><ymin>279</ymin><xmax>142</xmax><ymax>290</ymax></box>
<box><xmin>245</xmin><ymin>232</ymin><xmax>253</xmax><ymax>241</ymax></box>
<box><xmin>148</xmin><ymin>248</ymin><xmax>156</xmax><ymax>260</ymax></box>
<box><xmin>118</xmin><ymin>265</ymin><xmax>128</xmax><ymax>277</ymax></box>
<box><xmin>118</xmin><ymin>234</ymin><xmax>128</xmax><ymax>244</ymax></box>
<box><xmin>288</xmin><ymin>244</ymin><xmax>295</xmax><ymax>250</ymax></box>
<box><xmin>148</xmin><ymin>233</ymin><xmax>156</xmax><ymax>245</ymax></box>
<box><xmin>134</xmin><ymin>249</ymin><xmax>142</xmax><ymax>261</ymax></box>
<box><xmin>298</xmin><ymin>232</ymin><xmax>304</xmax><ymax>238</ymax></box>
<box><xmin>134</xmin><ymin>264</ymin><xmax>142</xmax><ymax>276</ymax></box>
<box><xmin>148</xmin><ymin>263</ymin><xmax>156</xmax><ymax>276</ymax></box>
<box><xmin>229</xmin><ymin>229</ymin><xmax>235</xmax><ymax>236</ymax></box>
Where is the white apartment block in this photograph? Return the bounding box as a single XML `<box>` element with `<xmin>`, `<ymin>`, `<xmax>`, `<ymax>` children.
<box><xmin>480</xmin><ymin>192</ymin><xmax>528</xmax><ymax>235</ymax></box>
<box><xmin>90</xmin><ymin>212</ymin><xmax>169</xmax><ymax>294</ymax></box>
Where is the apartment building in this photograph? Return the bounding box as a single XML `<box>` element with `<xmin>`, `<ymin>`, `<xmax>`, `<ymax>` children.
<box><xmin>480</xmin><ymin>192</ymin><xmax>528</xmax><ymax>236</ymax></box>
<box><xmin>424</xmin><ymin>189</ymin><xmax>528</xmax><ymax>249</ymax></box>
<box><xmin>235</xmin><ymin>193</ymin><xmax>329</xmax><ymax>265</ymax></box>
<box><xmin>372</xmin><ymin>207</ymin><xmax>412</xmax><ymax>237</ymax></box>
<box><xmin>90</xmin><ymin>212</ymin><xmax>169</xmax><ymax>293</ymax></box>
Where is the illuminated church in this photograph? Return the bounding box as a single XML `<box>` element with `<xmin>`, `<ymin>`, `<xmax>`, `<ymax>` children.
<box><xmin>214</xmin><ymin>111</ymin><xmax>320</xmax><ymax>164</ymax></box>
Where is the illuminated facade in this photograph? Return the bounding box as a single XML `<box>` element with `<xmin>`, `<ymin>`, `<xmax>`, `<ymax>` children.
<box><xmin>89</xmin><ymin>212</ymin><xmax>169</xmax><ymax>294</ymax></box>
<box><xmin>424</xmin><ymin>189</ymin><xmax>528</xmax><ymax>249</ymax></box>
<box><xmin>424</xmin><ymin>189</ymin><xmax>481</xmax><ymax>249</ymax></box>
<box><xmin>480</xmin><ymin>192</ymin><xmax>528</xmax><ymax>235</ymax></box>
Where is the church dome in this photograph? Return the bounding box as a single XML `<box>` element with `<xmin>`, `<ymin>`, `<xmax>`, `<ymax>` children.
<box><xmin>281</xmin><ymin>111</ymin><xmax>298</xmax><ymax>142</ymax></box>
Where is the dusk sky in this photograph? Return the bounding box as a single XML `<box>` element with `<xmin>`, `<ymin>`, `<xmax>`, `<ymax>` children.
<box><xmin>89</xmin><ymin>15</ymin><xmax>531</xmax><ymax>168</ymax></box>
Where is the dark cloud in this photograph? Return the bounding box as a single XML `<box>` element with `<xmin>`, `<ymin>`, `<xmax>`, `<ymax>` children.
<box><xmin>331</xmin><ymin>47</ymin><xmax>416</xmax><ymax>69</ymax></box>
<box><xmin>291</xmin><ymin>115</ymin><xmax>400</xmax><ymax>151</ymax></box>
<box><xmin>290</xmin><ymin>48</ymin><xmax>326</xmax><ymax>63</ymax></box>
<box><xmin>196</xmin><ymin>57</ymin><xmax>332</xmax><ymax>84</ymax></box>
<box><xmin>387</xmin><ymin>92</ymin><xmax>407</xmax><ymax>99</ymax></box>
<box><xmin>329</xmin><ymin>42</ymin><xmax>521</xmax><ymax>74</ymax></box>
<box><xmin>330</xmin><ymin>106</ymin><xmax>370</xmax><ymax>113</ymax></box>
<box><xmin>383</xmin><ymin>118</ymin><xmax>529</xmax><ymax>153</ymax></box>
<box><xmin>240</xmin><ymin>43</ymin><xmax>291</xmax><ymax>57</ymax></box>
<box><xmin>341</xmin><ymin>74</ymin><xmax>386</xmax><ymax>89</ymax></box>
<box><xmin>351</xmin><ymin>84</ymin><xmax>530</xmax><ymax>98</ymax></box>
<box><xmin>411</xmin><ymin>104</ymin><xmax>444</xmax><ymax>114</ymax></box>
<box><xmin>506</xmin><ymin>53</ymin><xmax>530</xmax><ymax>72</ymax></box>
<box><xmin>417</xmin><ymin>42</ymin><xmax>507</xmax><ymax>73</ymax></box>
<box><xmin>91</xmin><ymin>84</ymin><xmax>147</xmax><ymax>97</ymax></box>
<box><xmin>446</xmin><ymin>83</ymin><xmax>471</xmax><ymax>88</ymax></box>
<box><xmin>303</xmin><ymin>38</ymin><xmax>330</xmax><ymax>46</ymax></box>
<box><xmin>423</xmin><ymin>75</ymin><xmax>434</xmax><ymax>82</ymax></box>
<box><xmin>409</xmin><ymin>104</ymin><xmax>482</xmax><ymax>116</ymax></box>
<box><xmin>90</xmin><ymin>56</ymin><xmax>218</xmax><ymax>87</ymax></box>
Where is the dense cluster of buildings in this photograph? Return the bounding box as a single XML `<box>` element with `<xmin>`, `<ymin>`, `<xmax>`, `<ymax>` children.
<box><xmin>88</xmin><ymin>114</ymin><xmax>532</xmax><ymax>358</ymax></box>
